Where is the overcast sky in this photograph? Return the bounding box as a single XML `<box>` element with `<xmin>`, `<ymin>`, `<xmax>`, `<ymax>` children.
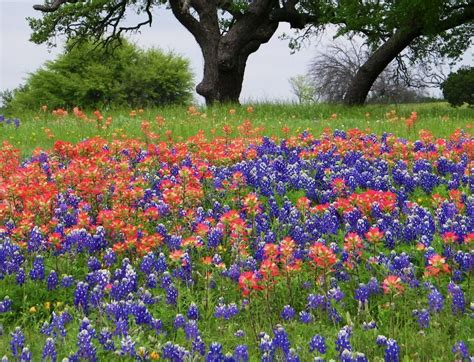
<box><xmin>1</xmin><ymin>0</ymin><xmax>473</xmax><ymax>103</ymax></box>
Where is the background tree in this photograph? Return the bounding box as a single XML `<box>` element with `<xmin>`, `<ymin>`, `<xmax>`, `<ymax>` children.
<box><xmin>441</xmin><ymin>67</ymin><xmax>474</xmax><ymax>107</ymax></box>
<box><xmin>308</xmin><ymin>39</ymin><xmax>429</xmax><ymax>103</ymax></box>
<box><xmin>288</xmin><ymin>74</ymin><xmax>316</xmax><ymax>103</ymax></box>
<box><xmin>6</xmin><ymin>39</ymin><xmax>193</xmax><ymax>110</ymax></box>
<box><xmin>30</xmin><ymin>0</ymin><xmax>322</xmax><ymax>105</ymax></box>
<box><xmin>321</xmin><ymin>0</ymin><xmax>474</xmax><ymax>105</ymax></box>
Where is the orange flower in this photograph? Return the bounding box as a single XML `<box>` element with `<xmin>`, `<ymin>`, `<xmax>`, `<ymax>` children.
<box><xmin>344</xmin><ymin>233</ymin><xmax>363</xmax><ymax>252</ymax></box>
<box><xmin>365</xmin><ymin>227</ymin><xmax>384</xmax><ymax>243</ymax></box>
<box><xmin>382</xmin><ymin>275</ymin><xmax>404</xmax><ymax>294</ymax></box>
<box><xmin>296</xmin><ymin>196</ymin><xmax>310</xmax><ymax>212</ymax></box>
<box><xmin>442</xmin><ymin>232</ymin><xmax>458</xmax><ymax>244</ymax></box>
<box><xmin>243</xmin><ymin>193</ymin><xmax>260</xmax><ymax>215</ymax></box>
<box><xmin>309</xmin><ymin>242</ymin><xmax>337</xmax><ymax>269</ymax></box>
<box><xmin>464</xmin><ymin>233</ymin><xmax>474</xmax><ymax>244</ymax></box>
<box><xmin>263</xmin><ymin>243</ymin><xmax>279</xmax><ymax>260</ymax></box>
<box><xmin>238</xmin><ymin>271</ymin><xmax>263</xmax><ymax>296</ymax></box>
<box><xmin>169</xmin><ymin>250</ymin><xmax>184</xmax><ymax>262</ymax></box>
<box><xmin>259</xmin><ymin>259</ymin><xmax>279</xmax><ymax>279</ymax></box>
<box><xmin>425</xmin><ymin>254</ymin><xmax>450</xmax><ymax>277</ymax></box>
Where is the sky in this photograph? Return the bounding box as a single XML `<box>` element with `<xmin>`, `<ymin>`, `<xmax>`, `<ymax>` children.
<box><xmin>1</xmin><ymin>0</ymin><xmax>473</xmax><ymax>103</ymax></box>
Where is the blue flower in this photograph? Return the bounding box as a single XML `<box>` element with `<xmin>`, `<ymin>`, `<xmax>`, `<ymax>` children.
<box><xmin>309</xmin><ymin>334</ymin><xmax>326</xmax><ymax>354</ymax></box>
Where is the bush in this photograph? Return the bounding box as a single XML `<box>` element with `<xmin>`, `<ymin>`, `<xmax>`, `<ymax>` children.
<box><xmin>441</xmin><ymin>67</ymin><xmax>474</xmax><ymax>107</ymax></box>
<box><xmin>9</xmin><ymin>40</ymin><xmax>193</xmax><ymax>110</ymax></box>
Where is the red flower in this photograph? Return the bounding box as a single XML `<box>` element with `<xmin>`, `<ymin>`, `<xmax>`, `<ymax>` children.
<box><xmin>425</xmin><ymin>254</ymin><xmax>450</xmax><ymax>277</ymax></box>
<box><xmin>238</xmin><ymin>271</ymin><xmax>263</xmax><ymax>296</ymax></box>
<box><xmin>382</xmin><ymin>275</ymin><xmax>404</xmax><ymax>294</ymax></box>
<box><xmin>309</xmin><ymin>242</ymin><xmax>337</xmax><ymax>269</ymax></box>
<box><xmin>441</xmin><ymin>232</ymin><xmax>458</xmax><ymax>244</ymax></box>
<box><xmin>365</xmin><ymin>227</ymin><xmax>384</xmax><ymax>244</ymax></box>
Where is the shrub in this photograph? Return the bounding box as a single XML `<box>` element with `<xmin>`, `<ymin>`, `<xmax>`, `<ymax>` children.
<box><xmin>441</xmin><ymin>67</ymin><xmax>474</xmax><ymax>107</ymax></box>
<box><xmin>9</xmin><ymin>39</ymin><xmax>193</xmax><ymax>110</ymax></box>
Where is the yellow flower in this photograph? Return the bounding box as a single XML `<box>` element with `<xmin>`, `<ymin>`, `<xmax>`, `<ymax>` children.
<box><xmin>29</xmin><ymin>306</ymin><xmax>37</xmax><ymax>313</ymax></box>
<box><xmin>150</xmin><ymin>351</ymin><xmax>160</xmax><ymax>360</ymax></box>
<box><xmin>44</xmin><ymin>302</ymin><xmax>51</xmax><ymax>310</ymax></box>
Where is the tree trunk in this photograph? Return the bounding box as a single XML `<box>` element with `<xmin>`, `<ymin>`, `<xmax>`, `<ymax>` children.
<box><xmin>168</xmin><ymin>0</ymin><xmax>290</xmax><ymax>105</ymax></box>
<box><xmin>343</xmin><ymin>28</ymin><xmax>421</xmax><ymax>106</ymax></box>
<box><xmin>197</xmin><ymin>46</ymin><xmax>247</xmax><ymax>105</ymax></box>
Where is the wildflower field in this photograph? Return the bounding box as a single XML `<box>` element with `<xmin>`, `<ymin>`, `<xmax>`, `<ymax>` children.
<box><xmin>0</xmin><ymin>103</ymin><xmax>473</xmax><ymax>361</ymax></box>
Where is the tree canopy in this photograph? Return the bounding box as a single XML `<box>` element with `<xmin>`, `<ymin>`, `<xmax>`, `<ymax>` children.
<box><xmin>29</xmin><ymin>1</ymin><xmax>474</xmax><ymax>105</ymax></box>
<box><xmin>326</xmin><ymin>0</ymin><xmax>474</xmax><ymax>105</ymax></box>
<box><xmin>8</xmin><ymin>39</ymin><xmax>193</xmax><ymax>110</ymax></box>
<box><xmin>30</xmin><ymin>1</ymin><xmax>322</xmax><ymax>105</ymax></box>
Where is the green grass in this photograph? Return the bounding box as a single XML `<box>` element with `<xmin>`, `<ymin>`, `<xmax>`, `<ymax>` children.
<box><xmin>1</xmin><ymin>102</ymin><xmax>472</xmax><ymax>156</ymax></box>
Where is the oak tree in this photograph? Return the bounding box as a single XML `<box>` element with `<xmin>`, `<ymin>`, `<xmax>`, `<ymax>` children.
<box><xmin>323</xmin><ymin>0</ymin><xmax>474</xmax><ymax>105</ymax></box>
<box><xmin>30</xmin><ymin>0</ymin><xmax>321</xmax><ymax>105</ymax></box>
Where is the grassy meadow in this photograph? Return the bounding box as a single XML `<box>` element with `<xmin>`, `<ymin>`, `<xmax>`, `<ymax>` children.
<box><xmin>1</xmin><ymin>102</ymin><xmax>472</xmax><ymax>156</ymax></box>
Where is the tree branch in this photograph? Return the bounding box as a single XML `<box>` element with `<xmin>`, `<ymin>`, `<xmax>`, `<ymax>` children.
<box><xmin>33</xmin><ymin>0</ymin><xmax>81</xmax><ymax>12</ymax></box>
<box><xmin>270</xmin><ymin>0</ymin><xmax>319</xmax><ymax>29</ymax></box>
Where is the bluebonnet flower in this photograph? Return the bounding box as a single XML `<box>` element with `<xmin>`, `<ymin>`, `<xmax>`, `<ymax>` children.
<box><xmin>184</xmin><ymin>320</ymin><xmax>200</xmax><ymax>340</ymax></box>
<box><xmin>309</xmin><ymin>334</ymin><xmax>326</xmax><ymax>354</ymax></box>
<box><xmin>355</xmin><ymin>284</ymin><xmax>369</xmax><ymax>305</ymax></box>
<box><xmin>259</xmin><ymin>333</ymin><xmax>274</xmax><ymax>361</ymax></box>
<box><xmin>174</xmin><ymin>314</ymin><xmax>186</xmax><ymax>329</ymax></box>
<box><xmin>103</xmin><ymin>248</ymin><xmax>117</xmax><ymax>267</ymax></box>
<box><xmin>299</xmin><ymin>311</ymin><xmax>313</xmax><ymax>324</ymax></box>
<box><xmin>384</xmin><ymin>338</ymin><xmax>400</xmax><ymax>362</ymax></box>
<box><xmin>427</xmin><ymin>288</ymin><xmax>444</xmax><ymax>313</ymax></box>
<box><xmin>412</xmin><ymin>309</ymin><xmax>430</xmax><ymax>329</ymax></box>
<box><xmin>140</xmin><ymin>252</ymin><xmax>156</xmax><ymax>275</ymax></box>
<box><xmin>281</xmin><ymin>305</ymin><xmax>295</xmax><ymax>321</ymax></box>
<box><xmin>150</xmin><ymin>318</ymin><xmax>163</xmax><ymax>335</ymax></box>
<box><xmin>74</xmin><ymin>282</ymin><xmax>89</xmax><ymax>314</ymax></box>
<box><xmin>61</xmin><ymin>275</ymin><xmax>74</xmax><ymax>288</ymax></box>
<box><xmin>234</xmin><ymin>345</ymin><xmax>248</xmax><ymax>362</ymax></box>
<box><xmin>0</xmin><ymin>296</ymin><xmax>11</xmax><ymax>313</ymax></box>
<box><xmin>47</xmin><ymin>270</ymin><xmax>59</xmax><ymax>291</ymax></box>
<box><xmin>10</xmin><ymin>327</ymin><xmax>25</xmax><ymax>357</ymax></box>
<box><xmin>187</xmin><ymin>302</ymin><xmax>200</xmax><ymax>320</ymax></box>
<box><xmin>273</xmin><ymin>326</ymin><xmax>291</xmax><ymax>356</ymax></box>
<box><xmin>287</xmin><ymin>348</ymin><xmax>300</xmax><ymax>362</ymax></box>
<box><xmin>42</xmin><ymin>338</ymin><xmax>56</xmax><ymax>362</ymax></box>
<box><xmin>335</xmin><ymin>326</ymin><xmax>352</xmax><ymax>354</ymax></box>
<box><xmin>165</xmin><ymin>285</ymin><xmax>179</xmax><ymax>306</ymax></box>
<box><xmin>376</xmin><ymin>335</ymin><xmax>388</xmax><ymax>346</ymax></box>
<box><xmin>98</xmin><ymin>328</ymin><xmax>115</xmax><ymax>351</ymax></box>
<box><xmin>77</xmin><ymin>329</ymin><xmax>97</xmax><ymax>361</ymax></box>
<box><xmin>120</xmin><ymin>335</ymin><xmax>136</xmax><ymax>358</ymax></box>
<box><xmin>307</xmin><ymin>294</ymin><xmax>326</xmax><ymax>310</ymax></box>
<box><xmin>29</xmin><ymin>255</ymin><xmax>45</xmax><ymax>281</ymax></box>
<box><xmin>132</xmin><ymin>302</ymin><xmax>152</xmax><ymax>325</ymax></box>
<box><xmin>192</xmin><ymin>336</ymin><xmax>206</xmax><ymax>356</ymax></box>
<box><xmin>41</xmin><ymin>322</ymin><xmax>53</xmax><ymax>336</ymax></box>
<box><xmin>16</xmin><ymin>268</ymin><xmax>25</xmax><ymax>285</ymax></box>
<box><xmin>114</xmin><ymin>318</ymin><xmax>129</xmax><ymax>337</ymax></box>
<box><xmin>328</xmin><ymin>286</ymin><xmax>344</xmax><ymax>302</ymax></box>
<box><xmin>20</xmin><ymin>347</ymin><xmax>32</xmax><ymax>362</ymax></box>
<box><xmin>162</xmin><ymin>342</ymin><xmax>188</xmax><ymax>360</ymax></box>
<box><xmin>448</xmin><ymin>282</ymin><xmax>465</xmax><ymax>314</ymax></box>
<box><xmin>362</xmin><ymin>320</ymin><xmax>377</xmax><ymax>330</ymax></box>
<box><xmin>206</xmin><ymin>342</ymin><xmax>224</xmax><ymax>361</ymax></box>
<box><xmin>87</xmin><ymin>257</ymin><xmax>101</xmax><ymax>272</ymax></box>
<box><xmin>452</xmin><ymin>341</ymin><xmax>469</xmax><ymax>360</ymax></box>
